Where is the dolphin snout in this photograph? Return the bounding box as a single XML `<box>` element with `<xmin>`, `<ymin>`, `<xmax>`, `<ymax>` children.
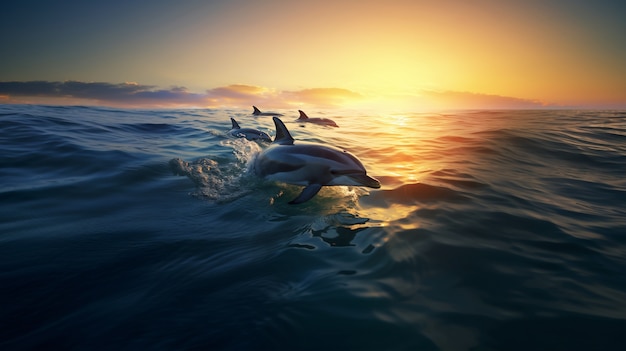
<box><xmin>349</xmin><ymin>174</ymin><xmax>381</xmax><ymax>188</ymax></box>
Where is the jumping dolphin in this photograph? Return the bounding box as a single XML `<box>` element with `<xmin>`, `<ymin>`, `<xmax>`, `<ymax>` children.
<box><xmin>228</xmin><ymin>118</ymin><xmax>272</xmax><ymax>142</ymax></box>
<box><xmin>297</xmin><ymin>110</ymin><xmax>339</xmax><ymax>127</ymax></box>
<box><xmin>253</xmin><ymin>117</ymin><xmax>380</xmax><ymax>204</ymax></box>
<box><xmin>252</xmin><ymin>106</ymin><xmax>283</xmax><ymax>116</ymax></box>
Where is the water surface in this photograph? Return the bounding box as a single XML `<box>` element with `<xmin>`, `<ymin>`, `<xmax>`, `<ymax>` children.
<box><xmin>1</xmin><ymin>105</ymin><xmax>625</xmax><ymax>350</ymax></box>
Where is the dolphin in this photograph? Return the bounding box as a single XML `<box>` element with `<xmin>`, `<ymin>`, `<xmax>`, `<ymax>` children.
<box><xmin>253</xmin><ymin>117</ymin><xmax>380</xmax><ymax>204</ymax></box>
<box><xmin>252</xmin><ymin>106</ymin><xmax>284</xmax><ymax>116</ymax></box>
<box><xmin>297</xmin><ymin>110</ymin><xmax>339</xmax><ymax>127</ymax></box>
<box><xmin>228</xmin><ymin>118</ymin><xmax>272</xmax><ymax>142</ymax></box>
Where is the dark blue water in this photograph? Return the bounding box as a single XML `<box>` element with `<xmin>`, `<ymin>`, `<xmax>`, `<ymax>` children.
<box><xmin>1</xmin><ymin>105</ymin><xmax>625</xmax><ymax>350</ymax></box>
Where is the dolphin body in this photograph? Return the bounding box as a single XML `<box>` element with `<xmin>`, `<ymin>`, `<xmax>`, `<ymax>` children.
<box><xmin>228</xmin><ymin>118</ymin><xmax>272</xmax><ymax>142</ymax></box>
<box><xmin>252</xmin><ymin>106</ymin><xmax>283</xmax><ymax>116</ymax></box>
<box><xmin>297</xmin><ymin>110</ymin><xmax>339</xmax><ymax>127</ymax></box>
<box><xmin>253</xmin><ymin>117</ymin><xmax>380</xmax><ymax>204</ymax></box>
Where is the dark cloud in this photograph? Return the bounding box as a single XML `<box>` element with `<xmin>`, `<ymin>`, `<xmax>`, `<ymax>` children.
<box><xmin>1</xmin><ymin>81</ymin><xmax>364</xmax><ymax>108</ymax></box>
<box><xmin>0</xmin><ymin>81</ymin><xmax>207</xmax><ymax>107</ymax></box>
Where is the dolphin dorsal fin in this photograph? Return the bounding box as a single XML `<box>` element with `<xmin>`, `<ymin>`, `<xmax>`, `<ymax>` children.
<box><xmin>230</xmin><ymin>117</ymin><xmax>241</xmax><ymax>129</ymax></box>
<box><xmin>252</xmin><ymin>106</ymin><xmax>261</xmax><ymax>115</ymax></box>
<box><xmin>272</xmin><ymin>117</ymin><xmax>294</xmax><ymax>145</ymax></box>
<box><xmin>298</xmin><ymin>110</ymin><xmax>308</xmax><ymax>120</ymax></box>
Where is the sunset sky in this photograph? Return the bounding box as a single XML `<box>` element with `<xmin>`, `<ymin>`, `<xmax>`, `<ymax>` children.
<box><xmin>1</xmin><ymin>0</ymin><xmax>625</xmax><ymax>110</ymax></box>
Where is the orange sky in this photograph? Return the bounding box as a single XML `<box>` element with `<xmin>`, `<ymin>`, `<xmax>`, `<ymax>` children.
<box><xmin>1</xmin><ymin>0</ymin><xmax>625</xmax><ymax>109</ymax></box>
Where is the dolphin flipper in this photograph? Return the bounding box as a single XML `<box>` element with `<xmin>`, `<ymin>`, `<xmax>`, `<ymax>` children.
<box><xmin>289</xmin><ymin>184</ymin><xmax>323</xmax><ymax>204</ymax></box>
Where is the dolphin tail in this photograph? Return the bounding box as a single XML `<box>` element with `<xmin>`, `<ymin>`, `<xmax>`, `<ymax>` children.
<box><xmin>230</xmin><ymin>117</ymin><xmax>241</xmax><ymax>129</ymax></box>
<box><xmin>272</xmin><ymin>117</ymin><xmax>294</xmax><ymax>145</ymax></box>
<box><xmin>298</xmin><ymin>110</ymin><xmax>308</xmax><ymax>120</ymax></box>
<box><xmin>252</xmin><ymin>106</ymin><xmax>261</xmax><ymax>115</ymax></box>
<box><xmin>289</xmin><ymin>184</ymin><xmax>323</xmax><ymax>204</ymax></box>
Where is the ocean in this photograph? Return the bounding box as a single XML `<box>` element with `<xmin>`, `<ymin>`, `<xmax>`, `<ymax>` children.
<box><xmin>1</xmin><ymin>104</ymin><xmax>625</xmax><ymax>350</ymax></box>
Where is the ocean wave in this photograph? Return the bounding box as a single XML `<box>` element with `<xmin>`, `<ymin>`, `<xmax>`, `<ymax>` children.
<box><xmin>2</xmin><ymin>106</ymin><xmax>626</xmax><ymax>350</ymax></box>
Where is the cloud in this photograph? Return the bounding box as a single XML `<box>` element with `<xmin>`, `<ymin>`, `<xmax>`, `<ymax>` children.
<box><xmin>208</xmin><ymin>84</ymin><xmax>268</xmax><ymax>98</ymax></box>
<box><xmin>204</xmin><ymin>84</ymin><xmax>279</xmax><ymax>107</ymax></box>
<box><xmin>0</xmin><ymin>80</ymin><xmax>556</xmax><ymax>109</ymax></box>
<box><xmin>204</xmin><ymin>85</ymin><xmax>363</xmax><ymax>108</ymax></box>
<box><xmin>0</xmin><ymin>81</ymin><xmax>364</xmax><ymax>108</ymax></box>
<box><xmin>0</xmin><ymin>81</ymin><xmax>207</xmax><ymax>107</ymax></box>
<box><xmin>419</xmin><ymin>90</ymin><xmax>550</xmax><ymax>109</ymax></box>
<box><xmin>282</xmin><ymin>88</ymin><xmax>363</xmax><ymax>107</ymax></box>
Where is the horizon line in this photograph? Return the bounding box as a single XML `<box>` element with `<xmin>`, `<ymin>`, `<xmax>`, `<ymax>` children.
<box><xmin>1</xmin><ymin>80</ymin><xmax>625</xmax><ymax>110</ymax></box>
